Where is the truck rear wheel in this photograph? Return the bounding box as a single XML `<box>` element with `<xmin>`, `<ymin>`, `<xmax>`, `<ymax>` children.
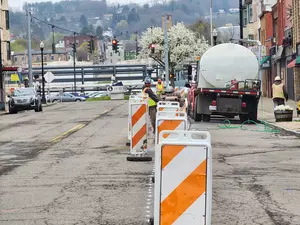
<box><xmin>193</xmin><ymin>97</ymin><xmax>202</xmax><ymax>121</ymax></box>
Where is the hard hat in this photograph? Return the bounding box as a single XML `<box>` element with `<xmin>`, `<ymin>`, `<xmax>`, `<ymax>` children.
<box><xmin>144</xmin><ymin>78</ymin><xmax>151</xmax><ymax>84</ymax></box>
<box><xmin>274</xmin><ymin>76</ymin><xmax>281</xmax><ymax>81</ymax></box>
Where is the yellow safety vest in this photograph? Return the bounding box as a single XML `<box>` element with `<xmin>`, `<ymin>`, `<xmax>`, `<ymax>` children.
<box><xmin>272</xmin><ymin>83</ymin><xmax>285</xmax><ymax>100</ymax></box>
<box><xmin>143</xmin><ymin>87</ymin><xmax>156</xmax><ymax>107</ymax></box>
<box><xmin>156</xmin><ymin>83</ymin><xmax>164</xmax><ymax>92</ymax></box>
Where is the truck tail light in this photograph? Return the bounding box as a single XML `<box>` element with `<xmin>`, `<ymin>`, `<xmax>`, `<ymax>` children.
<box><xmin>242</xmin><ymin>102</ymin><xmax>247</xmax><ymax>108</ymax></box>
<box><xmin>212</xmin><ymin>100</ymin><xmax>217</xmax><ymax>106</ymax></box>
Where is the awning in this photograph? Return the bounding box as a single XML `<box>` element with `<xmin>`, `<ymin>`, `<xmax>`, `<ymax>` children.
<box><xmin>260</xmin><ymin>56</ymin><xmax>271</xmax><ymax>65</ymax></box>
<box><xmin>287</xmin><ymin>59</ymin><xmax>296</xmax><ymax>68</ymax></box>
<box><xmin>287</xmin><ymin>56</ymin><xmax>300</xmax><ymax>68</ymax></box>
<box><xmin>296</xmin><ymin>55</ymin><xmax>300</xmax><ymax>65</ymax></box>
<box><xmin>274</xmin><ymin>46</ymin><xmax>284</xmax><ymax>60</ymax></box>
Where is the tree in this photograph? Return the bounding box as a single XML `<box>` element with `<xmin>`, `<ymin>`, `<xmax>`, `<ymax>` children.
<box><xmin>127</xmin><ymin>8</ymin><xmax>140</xmax><ymax>24</ymax></box>
<box><xmin>189</xmin><ymin>20</ymin><xmax>211</xmax><ymax>45</ymax></box>
<box><xmin>79</xmin><ymin>15</ymin><xmax>88</xmax><ymax>28</ymax></box>
<box><xmin>139</xmin><ymin>23</ymin><xmax>209</xmax><ymax>85</ymax></box>
<box><xmin>96</xmin><ymin>26</ymin><xmax>103</xmax><ymax>40</ymax></box>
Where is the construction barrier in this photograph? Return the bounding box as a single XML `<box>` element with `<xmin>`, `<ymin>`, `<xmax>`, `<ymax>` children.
<box><xmin>153</xmin><ymin>130</ymin><xmax>212</xmax><ymax>225</ymax></box>
<box><xmin>155</xmin><ymin>111</ymin><xmax>187</xmax><ymax>146</ymax></box>
<box><xmin>157</xmin><ymin>101</ymin><xmax>180</xmax><ymax>112</ymax></box>
<box><xmin>127</xmin><ymin>95</ymin><xmax>144</xmax><ymax>143</ymax></box>
<box><xmin>127</xmin><ymin>97</ymin><xmax>152</xmax><ymax>162</ymax></box>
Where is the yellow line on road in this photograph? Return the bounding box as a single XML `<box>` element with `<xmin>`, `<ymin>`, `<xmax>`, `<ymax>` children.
<box><xmin>50</xmin><ymin>107</ymin><xmax>116</xmax><ymax>143</ymax></box>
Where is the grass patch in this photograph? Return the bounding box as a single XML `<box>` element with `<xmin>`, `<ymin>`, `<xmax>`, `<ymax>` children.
<box><xmin>86</xmin><ymin>95</ymin><xmax>130</xmax><ymax>101</ymax></box>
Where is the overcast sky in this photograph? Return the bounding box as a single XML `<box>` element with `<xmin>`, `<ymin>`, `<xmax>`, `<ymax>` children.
<box><xmin>9</xmin><ymin>0</ymin><xmax>149</xmax><ymax>10</ymax></box>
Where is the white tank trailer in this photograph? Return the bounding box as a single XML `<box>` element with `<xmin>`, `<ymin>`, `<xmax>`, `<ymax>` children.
<box><xmin>187</xmin><ymin>43</ymin><xmax>261</xmax><ymax>123</ymax></box>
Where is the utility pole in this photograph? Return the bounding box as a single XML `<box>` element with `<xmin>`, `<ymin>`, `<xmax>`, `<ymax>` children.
<box><xmin>239</xmin><ymin>0</ymin><xmax>244</xmax><ymax>45</ymax></box>
<box><xmin>73</xmin><ymin>32</ymin><xmax>76</xmax><ymax>93</ymax></box>
<box><xmin>135</xmin><ymin>31</ymin><xmax>138</xmax><ymax>58</ymax></box>
<box><xmin>210</xmin><ymin>0</ymin><xmax>213</xmax><ymax>46</ymax></box>
<box><xmin>163</xmin><ymin>14</ymin><xmax>169</xmax><ymax>87</ymax></box>
<box><xmin>26</xmin><ymin>5</ymin><xmax>33</xmax><ymax>87</ymax></box>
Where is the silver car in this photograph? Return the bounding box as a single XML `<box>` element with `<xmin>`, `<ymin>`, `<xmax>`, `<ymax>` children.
<box><xmin>51</xmin><ymin>93</ymin><xmax>86</xmax><ymax>103</ymax></box>
<box><xmin>8</xmin><ymin>88</ymin><xmax>42</xmax><ymax>114</ymax></box>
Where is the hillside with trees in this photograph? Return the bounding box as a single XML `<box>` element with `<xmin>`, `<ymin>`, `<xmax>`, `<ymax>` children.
<box><xmin>10</xmin><ymin>0</ymin><xmax>239</xmax><ymax>51</ymax></box>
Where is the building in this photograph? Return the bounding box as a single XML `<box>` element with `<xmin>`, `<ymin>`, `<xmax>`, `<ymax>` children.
<box><xmin>12</xmin><ymin>50</ymin><xmax>69</xmax><ymax>67</ymax></box>
<box><xmin>104</xmin><ymin>40</ymin><xmax>137</xmax><ymax>64</ymax></box>
<box><xmin>292</xmin><ymin>0</ymin><xmax>300</xmax><ymax>100</ymax></box>
<box><xmin>0</xmin><ymin>0</ymin><xmax>11</xmax><ymax>110</ymax></box>
<box><xmin>63</xmin><ymin>35</ymin><xmax>99</xmax><ymax>49</ymax></box>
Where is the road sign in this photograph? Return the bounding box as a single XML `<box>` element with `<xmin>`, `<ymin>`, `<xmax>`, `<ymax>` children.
<box><xmin>44</xmin><ymin>71</ymin><xmax>55</xmax><ymax>83</ymax></box>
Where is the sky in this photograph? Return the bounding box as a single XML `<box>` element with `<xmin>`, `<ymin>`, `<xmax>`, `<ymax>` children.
<box><xmin>9</xmin><ymin>0</ymin><xmax>149</xmax><ymax>11</ymax></box>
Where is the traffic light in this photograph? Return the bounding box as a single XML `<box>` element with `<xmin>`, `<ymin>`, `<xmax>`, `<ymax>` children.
<box><xmin>72</xmin><ymin>43</ymin><xmax>76</xmax><ymax>53</ymax></box>
<box><xmin>112</xmin><ymin>39</ymin><xmax>119</xmax><ymax>53</ymax></box>
<box><xmin>150</xmin><ymin>43</ymin><xmax>155</xmax><ymax>54</ymax></box>
<box><xmin>87</xmin><ymin>39</ymin><xmax>94</xmax><ymax>54</ymax></box>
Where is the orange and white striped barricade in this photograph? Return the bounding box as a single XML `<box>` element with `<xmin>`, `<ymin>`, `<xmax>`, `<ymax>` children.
<box><xmin>155</xmin><ymin>111</ymin><xmax>187</xmax><ymax>146</ymax></box>
<box><xmin>153</xmin><ymin>130</ymin><xmax>212</xmax><ymax>225</ymax></box>
<box><xmin>127</xmin><ymin>95</ymin><xmax>144</xmax><ymax>146</ymax></box>
<box><xmin>157</xmin><ymin>101</ymin><xmax>180</xmax><ymax>112</ymax></box>
<box><xmin>126</xmin><ymin>98</ymin><xmax>152</xmax><ymax>162</ymax></box>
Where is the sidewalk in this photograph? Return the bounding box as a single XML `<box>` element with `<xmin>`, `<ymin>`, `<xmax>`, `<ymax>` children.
<box><xmin>258</xmin><ymin>97</ymin><xmax>300</xmax><ymax>136</ymax></box>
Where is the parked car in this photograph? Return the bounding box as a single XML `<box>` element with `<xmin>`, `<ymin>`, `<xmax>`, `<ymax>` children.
<box><xmin>7</xmin><ymin>87</ymin><xmax>42</xmax><ymax>114</ymax></box>
<box><xmin>51</xmin><ymin>93</ymin><xmax>86</xmax><ymax>102</ymax></box>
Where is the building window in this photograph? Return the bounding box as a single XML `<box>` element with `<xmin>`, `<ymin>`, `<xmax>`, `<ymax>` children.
<box><xmin>6</xmin><ymin>41</ymin><xmax>11</xmax><ymax>60</ymax></box>
<box><xmin>44</xmin><ymin>56</ymin><xmax>47</xmax><ymax>61</ymax></box>
<box><xmin>118</xmin><ymin>51</ymin><xmax>120</xmax><ymax>56</ymax></box>
<box><xmin>248</xmin><ymin>34</ymin><xmax>254</xmax><ymax>40</ymax></box>
<box><xmin>4</xmin><ymin>10</ymin><xmax>10</xmax><ymax>30</ymax></box>
<box><xmin>110</xmin><ymin>52</ymin><xmax>112</xmax><ymax>56</ymax></box>
<box><xmin>14</xmin><ymin>57</ymin><xmax>17</xmax><ymax>62</ymax></box>
<box><xmin>110</xmin><ymin>59</ymin><xmax>113</xmax><ymax>63</ymax></box>
<box><xmin>51</xmin><ymin>56</ymin><xmax>54</xmax><ymax>60</ymax></box>
<box><xmin>37</xmin><ymin>56</ymin><xmax>40</xmax><ymax>61</ymax></box>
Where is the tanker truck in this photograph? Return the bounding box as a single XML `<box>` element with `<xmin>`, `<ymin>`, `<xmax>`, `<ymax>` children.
<box><xmin>186</xmin><ymin>43</ymin><xmax>261</xmax><ymax>122</ymax></box>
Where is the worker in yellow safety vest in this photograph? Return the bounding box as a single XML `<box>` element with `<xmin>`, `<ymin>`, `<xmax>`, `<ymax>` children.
<box><xmin>272</xmin><ymin>76</ymin><xmax>288</xmax><ymax>107</ymax></box>
<box><xmin>156</xmin><ymin>78</ymin><xmax>164</xmax><ymax>97</ymax></box>
<box><xmin>143</xmin><ymin>78</ymin><xmax>160</xmax><ymax>133</ymax></box>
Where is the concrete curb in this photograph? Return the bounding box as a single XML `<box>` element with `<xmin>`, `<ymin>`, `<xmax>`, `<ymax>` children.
<box><xmin>259</xmin><ymin>119</ymin><xmax>300</xmax><ymax>138</ymax></box>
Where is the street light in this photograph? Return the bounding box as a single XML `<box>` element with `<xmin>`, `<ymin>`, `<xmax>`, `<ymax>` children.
<box><xmin>40</xmin><ymin>40</ymin><xmax>46</xmax><ymax>104</ymax></box>
<box><xmin>212</xmin><ymin>29</ymin><xmax>218</xmax><ymax>46</ymax></box>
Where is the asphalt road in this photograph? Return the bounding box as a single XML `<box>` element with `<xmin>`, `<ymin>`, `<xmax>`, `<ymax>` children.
<box><xmin>0</xmin><ymin>101</ymin><xmax>153</xmax><ymax>225</ymax></box>
<box><xmin>191</xmin><ymin>116</ymin><xmax>300</xmax><ymax>225</ymax></box>
<box><xmin>1</xmin><ymin>102</ymin><xmax>300</xmax><ymax>225</ymax></box>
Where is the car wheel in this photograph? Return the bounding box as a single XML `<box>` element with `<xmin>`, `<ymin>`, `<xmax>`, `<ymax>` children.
<box><xmin>75</xmin><ymin>99</ymin><xmax>81</xmax><ymax>102</ymax></box>
<box><xmin>8</xmin><ymin>106</ymin><xmax>17</xmax><ymax>114</ymax></box>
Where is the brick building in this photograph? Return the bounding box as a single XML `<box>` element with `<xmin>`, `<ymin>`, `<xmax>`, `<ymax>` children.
<box><xmin>0</xmin><ymin>0</ymin><xmax>11</xmax><ymax>110</ymax></box>
<box><xmin>63</xmin><ymin>35</ymin><xmax>99</xmax><ymax>49</ymax></box>
<box><xmin>292</xmin><ymin>0</ymin><xmax>300</xmax><ymax>100</ymax></box>
<box><xmin>12</xmin><ymin>50</ymin><xmax>69</xmax><ymax>67</ymax></box>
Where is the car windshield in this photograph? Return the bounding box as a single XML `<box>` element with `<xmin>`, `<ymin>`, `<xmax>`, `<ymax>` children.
<box><xmin>12</xmin><ymin>89</ymin><xmax>35</xmax><ymax>97</ymax></box>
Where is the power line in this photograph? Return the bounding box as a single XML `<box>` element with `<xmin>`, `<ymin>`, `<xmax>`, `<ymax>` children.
<box><xmin>30</xmin><ymin>15</ymin><xmax>96</xmax><ymax>37</ymax></box>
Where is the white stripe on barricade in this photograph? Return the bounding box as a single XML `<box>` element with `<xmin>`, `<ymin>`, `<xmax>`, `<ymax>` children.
<box><xmin>155</xmin><ymin>111</ymin><xmax>187</xmax><ymax>146</ymax></box>
<box><xmin>154</xmin><ymin>130</ymin><xmax>212</xmax><ymax>225</ymax></box>
<box><xmin>129</xmin><ymin>98</ymin><xmax>148</xmax><ymax>155</ymax></box>
<box><xmin>128</xmin><ymin>94</ymin><xmax>144</xmax><ymax>141</ymax></box>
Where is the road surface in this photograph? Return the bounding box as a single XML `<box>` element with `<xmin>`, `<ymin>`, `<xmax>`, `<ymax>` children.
<box><xmin>1</xmin><ymin>102</ymin><xmax>300</xmax><ymax>224</ymax></box>
<box><xmin>191</xmin><ymin>117</ymin><xmax>300</xmax><ymax>225</ymax></box>
<box><xmin>0</xmin><ymin>101</ymin><xmax>153</xmax><ymax>225</ymax></box>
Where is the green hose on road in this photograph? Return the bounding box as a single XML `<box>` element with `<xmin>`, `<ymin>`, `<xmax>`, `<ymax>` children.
<box><xmin>218</xmin><ymin>119</ymin><xmax>281</xmax><ymax>133</ymax></box>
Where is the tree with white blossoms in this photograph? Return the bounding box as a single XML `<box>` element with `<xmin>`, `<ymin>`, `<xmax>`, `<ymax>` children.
<box><xmin>139</xmin><ymin>22</ymin><xmax>209</xmax><ymax>79</ymax></box>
